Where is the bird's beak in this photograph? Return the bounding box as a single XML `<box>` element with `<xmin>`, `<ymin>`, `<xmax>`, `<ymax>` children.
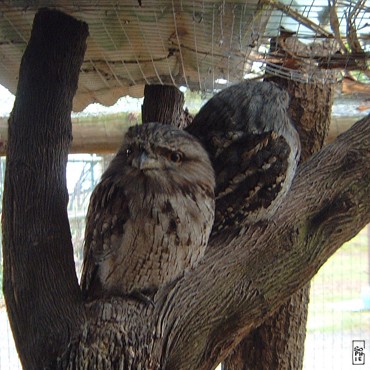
<box><xmin>133</xmin><ymin>151</ymin><xmax>160</xmax><ymax>170</ymax></box>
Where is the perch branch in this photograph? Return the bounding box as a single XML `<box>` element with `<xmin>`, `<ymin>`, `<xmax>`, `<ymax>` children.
<box><xmin>262</xmin><ymin>0</ymin><xmax>332</xmax><ymax>38</ymax></box>
<box><xmin>161</xmin><ymin>115</ymin><xmax>370</xmax><ymax>369</ymax></box>
<box><xmin>3</xmin><ymin>8</ymin><xmax>370</xmax><ymax>370</ymax></box>
<box><xmin>346</xmin><ymin>0</ymin><xmax>366</xmax><ymax>54</ymax></box>
<box><xmin>329</xmin><ymin>0</ymin><xmax>348</xmax><ymax>53</ymax></box>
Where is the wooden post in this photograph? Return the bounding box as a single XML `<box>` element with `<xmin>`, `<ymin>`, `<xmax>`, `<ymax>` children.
<box><xmin>141</xmin><ymin>84</ymin><xmax>190</xmax><ymax>128</ymax></box>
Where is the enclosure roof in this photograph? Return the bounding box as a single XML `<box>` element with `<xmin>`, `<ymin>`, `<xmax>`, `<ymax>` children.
<box><xmin>0</xmin><ymin>1</ymin><xmax>369</xmax><ymax>111</ymax></box>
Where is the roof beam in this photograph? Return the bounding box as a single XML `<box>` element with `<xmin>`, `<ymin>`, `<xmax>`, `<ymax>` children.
<box><xmin>0</xmin><ymin>114</ymin><xmax>363</xmax><ymax>156</ymax></box>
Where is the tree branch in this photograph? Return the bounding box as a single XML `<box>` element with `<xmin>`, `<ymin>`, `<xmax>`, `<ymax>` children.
<box><xmin>3</xmin><ymin>8</ymin><xmax>369</xmax><ymax>370</ymax></box>
<box><xmin>161</xmin><ymin>115</ymin><xmax>370</xmax><ymax>369</ymax></box>
<box><xmin>262</xmin><ymin>0</ymin><xmax>332</xmax><ymax>38</ymax></box>
<box><xmin>48</xmin><ymin>97</ymin><xmax>370</xmax><ymax>370</ymax></box>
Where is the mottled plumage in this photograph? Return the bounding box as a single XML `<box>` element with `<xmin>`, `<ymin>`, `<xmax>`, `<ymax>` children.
<box><xmin>80</xmin><ymin>122</ymin><xmax>215</xmax><ymax>300</ymax></box>
<box><xmin>187</xmin><ymin>81</ymin><xmax>301</xmax><ymax>231</ymax></box>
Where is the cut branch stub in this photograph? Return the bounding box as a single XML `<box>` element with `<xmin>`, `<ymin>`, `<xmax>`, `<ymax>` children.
<box><xmin>142</xmin><ymin>84</ymin><xmax>188</xmax><ymax>128</ymax></box>
<box><xmin>3</xmin><ymin>7</ymin><xmax>370</xmax><ymax>370</ymax></box>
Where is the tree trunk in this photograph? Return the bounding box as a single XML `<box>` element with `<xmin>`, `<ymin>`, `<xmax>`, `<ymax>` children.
<box><xmin>223</xmin><ymin>79</ymin><xmax>334</xmax><ymax>369</ymax></box>
<box><xmin>2</xmin><ymin>9</ymin><xmax>369</xmax><ymax>370</ymax></box>
<box><xmin>142</xmin><ymin>84</ymin><xmax>193</xmax><ymax>129</ymax></box>
<box><xmin>222</xmin><ymin>287</ymin><xmax>310</xmax><ymax>370</ymax></box>
<box><xmin>142</xmin><ymin>84</ymin><xmax>183</xmax><ymax>127</ymax></box>
<box><xmin>2</xmin><ymin>9</ymin><xmax>88</xmax><ymax>369</ymax></box>
<box><xmin>274</xmin><ymin>78</ymin><xmax>334</xmax><ymax>162</ymax></box>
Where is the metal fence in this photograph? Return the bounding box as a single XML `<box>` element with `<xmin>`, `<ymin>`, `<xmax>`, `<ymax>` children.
<box><xmin>0</xmin><ymin>155</ymin><xmax>369</xmax><ymax>369</ymax></box>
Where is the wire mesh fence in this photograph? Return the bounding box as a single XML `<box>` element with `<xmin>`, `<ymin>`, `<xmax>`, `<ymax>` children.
<box><xmin>0</xmin><ymin>1</ymin><xmax>369</xmax><ymax>110</ymax></box>
<box><xmin>0</xmin><ymin>153</ymin><xmax>369</xmax><ymax>369</ymax></box>
<box><xmin>0</xmin><ymin>1</ymin><xmax>369</xmax><ymax>367</ymax></box>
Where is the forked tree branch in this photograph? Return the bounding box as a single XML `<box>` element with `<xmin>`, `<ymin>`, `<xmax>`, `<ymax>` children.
<box><xmin>2</xmin><ymin>7</ymin><xmax>369</xmax><ymax>370</ymax></box>
<box><xmin>64</xmin><ymin>115</ymin><xmax>369</xmax><ymax>370</ymax></box>
<box><xmin>160</xmin><ymin>115</ymin><xmax>370</xmax><ymax>369</ymax></box>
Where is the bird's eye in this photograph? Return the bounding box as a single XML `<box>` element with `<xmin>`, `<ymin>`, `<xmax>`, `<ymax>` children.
<box><xmin>126</xmin><ymin>146</ymin><xmax>133</xmax><ymax>157</ymax></box>
<box><xmin>169</xmin><ymin>151</ymin><xmax>183</xmax><ymax>163</ymax></box>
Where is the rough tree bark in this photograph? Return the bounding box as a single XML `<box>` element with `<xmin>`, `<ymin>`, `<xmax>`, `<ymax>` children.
<box><xmin>2</xmin><ymin>9</ymin><xmax>88</xmax><ymax>369</ymax></box>
<box><xmin>2</xmin><ymin>9</ymin><xmax>370</xmax><ymax>370</ymax></box>
<box><xmin>223</xmin><ymin>80</ymin><xmax>334</xmax><ymax>369</ymax></box>
<box><xmin>142</xmin><ymin>85</ymin><xmax>188</xmax><ymax>128</ymax></box>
